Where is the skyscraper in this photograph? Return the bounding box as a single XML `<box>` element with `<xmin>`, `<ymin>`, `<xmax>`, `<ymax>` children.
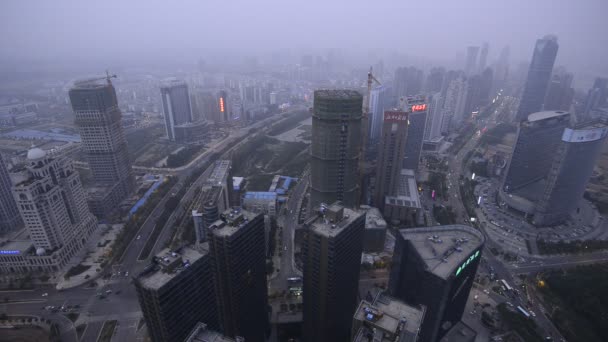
<box><xmin>515</xmin><ymin>35</ymin><xmax>559</xmax><ymax>121</ymax></box>
<box><xmin>302</xmin><ymin>203</ymin><xmax>366</xmax><ymax>342</ymax></box>
<box><xmin>368</xmin><ymin>85</ymin><xmax>391</xmax><ymax>144</ymax></box>
<box><xmin>424</xmin><ymin>92</ymin><xmax>445</xmax><ymax>141</ymax></box>
<box><xmin>310</xmin><ymin>90</ymin><xmax>362</xmax><ymax>209</ymax></box>
<box><xmin>478</xmin><ymin>67</ymin><xmax>494</xmax><ymax>107</ymax></box>
<box><xmin>394</xmin><ymin>67</ymin><xmax>424</xmax><ymax>99</ymax></box>
<box><xmin>584</xmin><ymin>77</ymin><xmax>608</xmax><ymax>115</ymax></box>
<box><xmin>160</xmin><ymin>79</ymin><xmax>194</xmax><ymax>141</ymax></box>
<box><xmin>402</xmin><ymin>96</ymin><xmax>428</xmax><ymax>171</ymax></box>
<box><xmin>443</xmin><ymin>76</ymin><xmax>468</xmax><ymax>131</ymax></box>
<box><xmin>501</xmin><ymin>110</ymin><xmax>608</xmax><ymax>225</ymax></box>
<box><xmin>374</xmin><ymin>110</ymin><xmax>409</xmax><ymax>209</ymax></box>
<box><xmin>135</xmin><ymin>246</ymin><xmax>218</xmax><ymax>342</ymax></box>
<box><xmin>11</xmin><ymin>148</ymin><xmax>97</xmax><ymax>266</ymax></box>
<box><xmin>424</xmin><ymin>67</ymin><xmax>446</xmax><ymax>94</ymax></box>
<box><xmin>464</xmin><ymin>46</ymin><xmax>480</xmax><ymax>76</ymax></box>
<box><xmin>218</xmin><ymin>90</ymin><xmax>230</xmax><ymax>122</ymax></box>
<box><xmin>0</xmin><ymin>153</ymin><xmax>22</xmax><ymax>233</ymax></box>
<box><xmin>477</xmin><ymin>42</ymin><xmax>489</xmax><ymax>73</ymax></box>
<box><xmin>69</xmin><ymin>76</ymin><xmax>134</xmax><ymax>217</ymax></box>
<box><xmin>208</xmin><ymin>209</ymin><xmax>269</xmax><ymax>342</ymax></box>
<box><xmin>544</xmin><ymin>69</ymin><xmax>574</xmax><ymax>112</ymax></box>
<box><xmin>389</xmin><ymin>225</ymin><xmax>485</xmax><ymax>342</ymax></box>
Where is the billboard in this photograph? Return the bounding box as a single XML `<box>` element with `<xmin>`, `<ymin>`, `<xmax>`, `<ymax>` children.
<box><xmin>411</xmin><ymin>104</ymin><xmax>427</xmax><ymax>112</ymax></box>
<box><xmin>384</xmin><ymin>110</ymin><xmax>408</xmax><ymax>123</ymax></box>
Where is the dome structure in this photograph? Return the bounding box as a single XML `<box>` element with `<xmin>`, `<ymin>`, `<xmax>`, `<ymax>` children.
<box><xmin>27</xmin><ymin>148</ymin><xmax>47</xmax><ymax>160</ymax></box>
<box><xmin>36</xmin><ymin>247</ymin><xmax>46</xmax><ymax>256</ymax></box>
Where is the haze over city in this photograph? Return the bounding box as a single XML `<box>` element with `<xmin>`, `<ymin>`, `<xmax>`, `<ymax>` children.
<box><xmin>0</xmin><ymin>1</ymin><xmax>608</xmax><ymax>342</ymax></box>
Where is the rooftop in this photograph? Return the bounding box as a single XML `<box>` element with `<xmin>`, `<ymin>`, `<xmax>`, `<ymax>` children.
<box><xmin>314</xmin><ymin>89</ymin><xmax>362</xmax><ymax>100</ymax></box>
<box><xmin>397</xmin><ymin>225</ymin><xmax>484</xmax><ymax>279</ymax></box>
<box><xmin>137</xmin><ymin>245</ymin><xmax>208</xmax><ymax>290</ymax></box>
<box><xmin>308</xmin><ymin>203</ymin><xmax>364</xmax><ymax>238</ymax></box>
<box><xmin>185</xmin><ymin>323</ymin><xmax>238</xmax><ymax>342</ymax></box>
<box><xmin>527</xmin><ymin>110</ymin><xmax>569</xmax><ymax>122</ymax></box>
<box><xmin>209</xmin><ymin>208</ymin><xmax>260</xmax><ymax>237</ymax></box>
<box><xmin>0</xmin><ymin>240</ymin><xmax>35</xmax><ymax>255</ymax></box>
<box><xmin>385</xmin><ymin>169</ymin><xmax>421</xmax><ymax>209</ymax></box>
<box><xmin>364</xmin><ymin>207</ymin><xmax>387</xmax><ymax>230</ymax></box>
<box><xmin>353</xmin><ymin>292</ymin><xmax>424</xmax><ymax>342</ymax></box>
<box><xmin>206</xmin><ymin>160</ymin><xmax>231</xmax><ymax>186</ymax></box>
<box><xmin>243</xmin><ymin>192</ymin><xmax>277</xmax><ymax>201</ymax></box>
<box><xmin>72</xmin><ymin>77</ymin><xmax>110</xmax><ymax>89</ymax></box>
<box><xmin>438</xmin><ymin>321</ymin><xmax>477</xmax><ymax>342</ymax></box>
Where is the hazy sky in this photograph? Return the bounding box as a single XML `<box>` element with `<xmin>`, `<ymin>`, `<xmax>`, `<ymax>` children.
<box><xmin>1</xmin><ymin>0</ymin><xmax>607</xmax><ymax>80</ymax></box>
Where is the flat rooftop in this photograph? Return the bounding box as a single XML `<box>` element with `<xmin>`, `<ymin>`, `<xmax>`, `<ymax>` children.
<box><xmin>398</xmin><ymin>225</ymin><xmax>484</xmax><ymax>279</ymax></box>
<box><xmin>137</xmin><ymin>245</ymin><xmax>208</xmax><ymax>290</ymax></box>
<box><xmin>353</xmin><ymin>292</ymin><xmax>424</xmax><ymax>342</ymax></box>
<box><xmin>206</xmin><ymin>160</ymin><xmax>231</xmax><ymax>186</ymax></box>
<box><xmin>314</xmin><ymin>89</ymin><xmax>362</xmax><ymax>100</ymax></box>
<box><xmin>243</xmin><ymin>192</ymin><xmax>277</xmax><ymax>201</ymax></box>
<box><xmin>385</xmin><ymin>169</ymin><xmax>421</xmax><ymax>209</ymax></box>
<box><xmin>0</xmin><ymin>240</ymin><xmax>34</xmax><ymax>255</ymax></box>
<box><xmin>527</xmin><ymin>110</ymin><xmax>569</xmax><ymax>122</ymax></box>
<box><xmin>185</xmin><ymin>323</ymin><xmax>236</xmax><ymax>342</ymax></box>
<box><xmin>365</xmin><ymin>207</ymin><xmax>387</xmax><ymax>230</ymax></box>
<box><xmin>309</xmin><ymin>204</ymin><xmax>364</xmax><ymax>238</ymax></box>
<box><xmin>209</xmin><ymin>208</ymin><xmax>260</xmax><ymax>237</ymax></box>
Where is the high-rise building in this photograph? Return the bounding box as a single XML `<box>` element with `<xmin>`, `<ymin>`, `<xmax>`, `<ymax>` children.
<box><xmin>478</xmin><ymin>67</ymin><xmax>494</xmax><ymax>107</ymax></box>
<box><xmin>584</xmin><ymin>77</ymin><xmax>608</xmax><ymax>114</ymax></box>
<box><xmin>424</xmin><ymin>67</ymin><xmax>446</xmax><ymax>94</ymax></box>
<box><xmin>362</xmin><ymin>206</ymin><xmax>387</xmax><ymax>253</ymax></box>
<box><xmin>463</xmin><ymin>74</ymin><xmax>482</xmax><ymax>119</ymax></box>
<box><xmin>389</xmin><ymin>225</ymin><xmax>485</xmax><ymax>342</ymax></box>
<box><xmin>218</xmin><ymin>90</ymin><xmax>230</xmax><ymax>122</ymax></box>
<box><xmin>544</xmin><ymin>69</ymin><xmax>574</xmax><ymax>112</ymax></box>
<box><xmin>424</xmin><ymin>93</ymin><xmax>445</xmax><ymax>141</ymax></box>
<box><xmin>160</xmin><ymin>79</ymin><xmax>194</xmax><ymax>141</ymax></box>
<box><xmin>478</xmin><ymin>42</ymin><xmax>489</xmax><ymax>74</ymax></box>
<box><xmin>69</xmin><ymin>77</ymin><xmax>134</xmax><ymax>218</ymax></box>
<box><xmin>464</xmin><ymin>46</ymin><xmax>480</xmax><ymax>76</ymax></box>
<box><xmin>515</xmin><ymin>35</ymin><xmax>559</xmax><ymax>121</ymax></box>
<box><xmin>402</xmin><ymin>96</ymin><xmax>427</xmax><ymax>171</ymax></box>
<box><xmin>208</xmin><ymin>209</ymin><xmax>269</xmax><ymax>342</ymax></box>
<box><xmin>302</xmin><ymin>203</ymin><xmax>366</xmax><ymax>342</ymax></box>
<box><xmin>310</xmin><ymin>90</ymin><xmax>362</xmax><ymax>209</ymax></box>
<box><xmin>374</xmin><ymin>110</ymin><xmax>409</xmax><ymax>209</ymax></box>
<box><xmin>351</xmin><ymin>290</ymin><xmax>425</xmax><ymax>342</ymax></box>
<box><xmin>443</xmin><ymin>76</ymin><xmax>468</xmax><ymax>131</ymax></box>
<box><xmin>394</xmin><ymin>67</ymin><xmax>424</xmax><ymax>99</ymax></box>
<box><xmin>501</xmin><ymin>111</ymin><xmax>608</xmax><ymax>225</ymax></box>
<box><xmin>135</xmin><ymin>246</ymin><xmax>218</xmax><ymax>342</ymax></box>
<box><xmin>369</xmin><ymin>85</ymin><xmax>391</xmax><ymax>144</ymax></box>
<box><xmin>0</xmin><ymin>153</ymin><xmax>22</xmax><ymax>233</ymax></box>
<box><xmin>10</xmin><ymin>148</ymin><xmax>97</xmax><ymax>265</ymax></box>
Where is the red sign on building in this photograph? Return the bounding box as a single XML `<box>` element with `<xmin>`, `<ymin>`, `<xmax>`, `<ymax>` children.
<box><xmin>411</xmin><ymin>104</ymin><xmax>427</xmax><ymax>112</ymax></box>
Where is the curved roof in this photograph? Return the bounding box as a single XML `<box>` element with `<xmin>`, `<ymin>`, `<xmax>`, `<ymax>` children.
<box><xmin>27</xmin><ymin>147</ymin><xmax>46</xmax><ymax>160</ymax></box>
<box><xmin>527</xmin><ymin>110</ymin><xmax>569</xmax><ymax>122</ymax></box>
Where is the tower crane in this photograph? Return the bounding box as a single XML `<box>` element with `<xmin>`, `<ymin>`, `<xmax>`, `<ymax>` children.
<box><xmin>74</xmin><ymin>70</ymin><xmax>117</xmax><ymax>86</ymax></box>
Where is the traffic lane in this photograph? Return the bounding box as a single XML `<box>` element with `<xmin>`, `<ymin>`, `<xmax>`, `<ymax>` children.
<box><xmin>80</xmin><ymin>320</ymin><xmax>104</xmax><ymax>342</ymax></box>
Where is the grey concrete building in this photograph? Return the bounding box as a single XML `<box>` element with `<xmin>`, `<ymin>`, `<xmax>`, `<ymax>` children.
<box><xmin>402</xmin><ymin>96</ymin><xmax>428</xmax><ymax>171</ymax></box>
<box><xmin>362</xmin><ymin>206</ymin><xmax>387</xmax><ymax>253</ymax></box>
<box><xmin>208</xmin><ymin>209</ymin><xmax>269</xmax><ymax>342</ymax></box>
<box><xmin>0</xmin><ymin>153</ymin><xmax>22</xmax><ymax>234</ymax></box>
<box><xmin>302</xmin><ymin>203</ymin><xmax>366</xmax><ymax>342</ymax></box>
<box><xmin>160</xmin><ymin>79</ymin><xmax>194</xmax><ymax>141</ymax></box>
<box><xmin>135</xmin><ymin>246</ymin><xmax>218</xmax><ymax>342</ymax></box>
<box><xmin>389</xmin><ymin>225</ymin><xmax>484</xmax><ymax>342</ymax></box>
<box><xmin>69</xmin><ymin>77</ymin><xmax>134</xmax><ymax>218</ymax></box>
<box><xmin>310</xmin><ymin>90</ymin><xmax>362</xmax><ymax>209</ymax></box>
<box><xmin>515</xmin><ymin>35</ymin><xmax>559</xmax><ymax>121</ymax></box>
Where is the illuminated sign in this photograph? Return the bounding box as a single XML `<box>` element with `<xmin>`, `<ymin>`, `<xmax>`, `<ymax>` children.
<box><xmin>455</xmin><ymin>250</ymin><xmax>480</xmax><ymax>276</ymax></box>
<box><xmin>384</xmin><ymin>111</ymin><xmax>408</xmax><ymax>122</ymax></box>
<box><xmin>0</xmin><ymin>250</ymin><xmax>20</xmax><ymax>255</ymax></box>
<box><xmin>411</xmin><ymin>104</ymin><xmax>427</xmax><ymax>112</ymax></box>
<box><xmin>219</xmin><ymin>97</ymin><xmax>225</xmax><ymax>113</ymax></box>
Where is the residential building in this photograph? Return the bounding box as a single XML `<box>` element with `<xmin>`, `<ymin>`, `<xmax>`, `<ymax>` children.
<box><xmin>310</xmin><ymin>90</ymin><xmax>362</xmax><ymax>209</ymax></box>
<box><xmin>302</xmin><ymin>203</ymin><xmax>366</xmax><ymax>342</ymax></box>
<box><xmin>389</xmin><ymin>225</ymin><xmax>485</xmax><ymax>342</ymax></box>
<box><xmin>443</xmin><ymin>76</ymin><xmax>468</xmax><ymax>131</ymax></box>
<box><xmin>0</xmin><ymin>153</ymin><xmax>22</xmax><ymax>233</ymax></box>
<box><xmin>477</xmin><ymin>43</ymin><xmax>489</xmax><ymax>74</ymax></box>
<box><xmin>394</xmin><ymin>67</ymin><xmax>424</xmax><ymax>99</ymax></box>
<box><xmin>515</xmin><ymin>35</ymin><xmax>559</xmax><ymax>121</ymax></box>
<box><xmin>160</xmin><ymin>79</ymin><xmax>194</xmax><ymax>141</ymax></box>
<box><xmin>464</xmin><ymin>46</ymin><xmax>480</xmax><ymax>76</ymax></box>
<box><xmin>424</xmin><ymin>67</ymin><xmax>446</xmax><ymax>94</ymax></box>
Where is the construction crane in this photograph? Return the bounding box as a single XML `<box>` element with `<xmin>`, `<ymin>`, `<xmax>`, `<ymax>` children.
<box><xmin>74</xmin><ymin>70</ymin><xmax>117</xmax><ymax>86</ymax></box>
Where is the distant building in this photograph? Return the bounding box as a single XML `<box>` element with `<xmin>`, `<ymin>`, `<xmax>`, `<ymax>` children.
<box><xmin>4</xmin><ymin>148</ymin><xmax>97</xmax><ymax>273</ymax></box>
<box><xmin>389</xmin><ymin>225</ymin><xmax>485</xmax><ymax>342</ymax></box>
<box><xmin>160</xmin><ymin>79</ymin><xmax>194</xmax><ymax>141</ymax></box>
<box><xmin>310</xmin><ymin>90</ymin><xmax>362</xmax><ymax>209</ymax></box>
<box><xmin>477</xmin><ymin>42</ymin><xmax>489</xmax><ymax>74</ymax></box>
<box><xmin>501</xmin><ymin>111</ymin><xmax>608</xmax><ymax>225</ymax></box>
<box><xmin>394</xmin><ymin>67</ymin><xmax>424</xmax><ymax>99</ymax></box>
<box><xmin>584</xmin><ymin>77</ymin><xmax>608</xmax><ymax>115</ymax></box>
<box><xmin>302</xmin><ymin>203</ymin><xmax>366</xmax><ymax>342</ymax></box>
<box><xmin>424</xmin><ymin>67</ymin><xmax>446</xmax><ymax>94</ymax></box>
<box><xmin>515</xmin><ymin>35</ymin><xmax>559</xmax><ymax>121</ymax></box>
<box><xmin>69</xmin><ymin>77</ymin><xmax>134</xmax><ymax>218</ymax></box>
<box><xmin>0</xmin><ymin>153</ymin><xmax>22</xmax><ymax>233</ymax></box>
<box><xmin>464</xmin><ymin>46</ymin><xmax>480</xmax><ymax>76</ymax></box>
<box><xmin>362</xmin><ymin>206</ymin><xmax>387</xmax><ymax>253</ymax></box>
<box><xmin>402</xmin><ymin>96</ymin><xmax>427</xmax><ymax>171</ymax></box>
<box><xmin>208</xmin><ymin>209</ymin><xmax>269</xmax><ymax>341</ymax></box>
<box><xmin>383</xmin><ymin>169</ymin><xmax>422</xmax><ymax>226</ymax></box>
<box><xmin>135</xmin><ymin>246</ymin><xmax>218</xmax><ymax>342</ymax></box>
<box><xmin>242</xmin><ymin>192</ymin><xmax>277</xmax><ymax>217</ymax></box>
<box><xmin>424</xmin><ymin>92</ymin><xmax>445</xmax><ymax>141</ymax></box>
<box><xmin>351</xmin><ymin>290</ymin><xmax>425</xmax><ymax>342</ymax></box>
<box><xmin>173</xmin><ymin>120</ymin><xmax>209</xmax><ymax>142</ymax></box>
<box><xmin>443</xmin><ymin>76</ymin><xmax>468</xmax><ymax>131</ymax></box>
<box><xmin>218</xmin><ymin>90</ymin><xmax>230</xmax><ymax>122</ymax></box>
<box><xmin>544</xmin><ymin>68</ymin><xmax>574</xmax><ymax>112</ymax></box>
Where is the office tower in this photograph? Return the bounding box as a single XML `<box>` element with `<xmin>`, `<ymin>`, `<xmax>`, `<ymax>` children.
<box><xmin>402</xmin><ymin>96</ymin><xmax>428</xmax><ymax>171</ymax></box>
<box><xmin>351</xmin><ymin>290</ymin><xmax>424</xmax><ymax>342</ymax></box>
<box><xmin>424</xmin><ymin>93</ymin><xmax>445</xmax><ymax>141</ymax></box>
<box><xmin>463</xmin><ymin>74</ymin><xmax>482</xmax><ymax>118</ymax></box>
<box><xmin>69</xmin><ymin>77</ymin><xmax>134</xmax><ymax>217</ymax></box>
<box><xmin>501</xmin><ymin>111</ymin><xmax>608</xmax><ymax>225</ymax></box>
<box><xmin>218</xmin><ymin>90</ymin><xmax>229</xmax><ymax>122</ymax></box>
<box><xmin>11</xmin><ymin>148</ymin><xmax>97</xmax><ymax>263</ymax></box>
<box><xmin>515</xmin><ymin>35</ymin><xmax>559</xmax><ymax>121</ymax></box>
<box><xmin>493</xmin><ymin>46</ymin><xmax>510</xmax><ymax>92</ymax></box>
<box><xmin>302</xmin><ymin>203</ymin><xmax>366</xmax><ymax>342</ymax></box>
<box><xmin>193</xmin><ymin>90</ymin><xmax>219</xmax><ymax>122</ymax></box>
<box><xmin>310</xmin><ymin>90</ymin><xmax>362</xmax><ymax>209</ymax></box>
<box><xmin>478</xmin><ymin>68</ymin><xmax>494</xmax><ymax>107</ymax></box>
<box><xmin>544</xmin><ymin>69</ymin><xmax>574</xmax><ymax>111</ymax></box>
<box><xmin>185</xmin><ymin>323</ymin><xmax>240</xmax><ymax>342</ymax></box>
<box><xmin>424</xmin><ymin>67</ymin><xmax>446</xmax><ymax>94</ymax></box>
<box><xmin>443</xmin><ymin>76</ymin><xmax>468</xmax><ymax>131</ymax></box>
<box><xmin>389</xmin><ymin>225</ymin><xmax>485</xmax><ymax>342</ymax></box>
<box><xmin>362</xmin><ymin>206</ymin><xmax>387</xmax><ymax>253</ymax></box>
<box><xmin>584</xmin><ymin>77</ymin><xmax>608</xmax><ymax>114</ymax></box>
<box><xmin>208</xmin><ymin>209</ymin><xmax>269</xmax><ymax>342</ymax></box>
<box><xmin>464</xmin><ymin>46</ymin><xmax>480</xmax><ymax>76</ymax></box>
<box><xmin>160</xmin><ymin>79</ymin><xmax>194</xmax><ymax>141</ymax></box>
<box><xmin>374</xmin><ymin>110</ymin><xmax>409</xmax><ymax>209</ymax></box>
<box><xmin>478</xmin><ymin>42</ymin><xmax>489</xmax><ymax>73</ymax></box>
<box><xmin>135</xmin><ymin>246</ymin><xmax>218</xmax><ymax>342</ymax></box>
<box><xmin>0</xmin><ymin>153</ymin><xmax>22</xmax><ymax>233</ymax></box>
<box><xmin>369</xmin><ymin>85</ymin><xmax>391</xmax><ymax>144</ymax></box>
<box><xmin>383</xmin><ymin>169</ymin><xmax>422</xmax><ymax>226</ymax></box>
<box><xmin>394</xmin><ymin>67</ymin><xmax>424</xmax><ymax>99</ymax></box>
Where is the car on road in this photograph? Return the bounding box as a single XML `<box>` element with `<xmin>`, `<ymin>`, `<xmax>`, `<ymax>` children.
<box><xmin>136</xmin><ymin>235</ymin><xmax>141</xmax><ymax>240</ymax></box>
<box><xmin>41</xmin><ymin>293</ymin><xmax>48</xmax><ymax>297</ymax></box>
<box><xmin>125</xmin><ymin>271</ymin><xmax>129</xmax><ymax>277</ymax></box>
<box><xmin>284</xmin><ymin>246</ymin><xmax>287</xmax><ymax>251</ymax></box>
